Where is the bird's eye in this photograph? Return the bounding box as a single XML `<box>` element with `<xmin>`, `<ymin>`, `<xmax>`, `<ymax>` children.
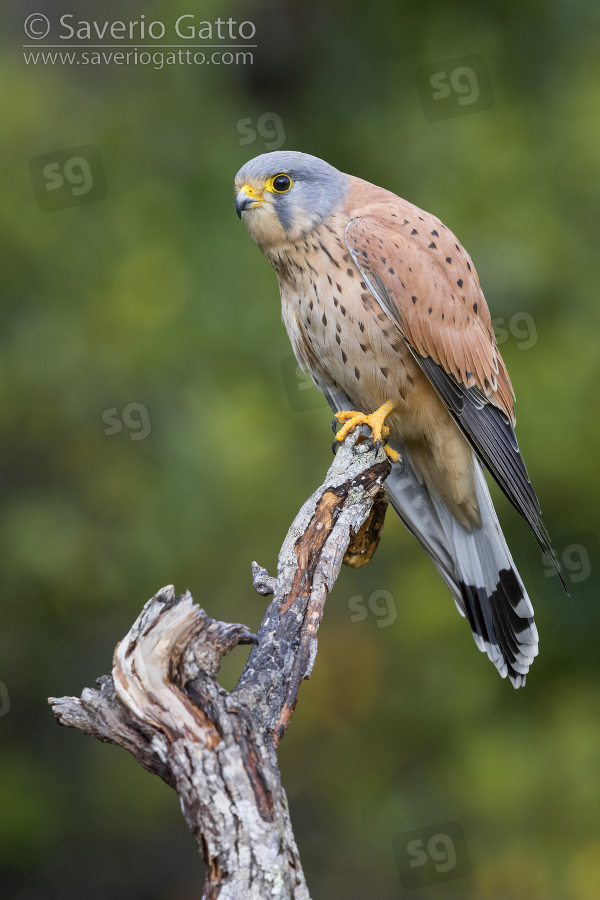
<box><xmin>267</xmin><ymin>174</ymin><xmax>293</xmax><ymax>194</ymax></box>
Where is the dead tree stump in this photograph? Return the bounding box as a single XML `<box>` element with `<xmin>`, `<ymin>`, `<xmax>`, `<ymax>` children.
<box><xmin>49</xmin><ymin>431</ymin><xmax>391</xmax><ymax>899</ymax></box>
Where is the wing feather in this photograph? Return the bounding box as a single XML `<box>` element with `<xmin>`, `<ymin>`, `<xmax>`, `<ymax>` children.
<box><xmin>344</xmin><ymin>209</ymin><xmax>565</xmax><ymax>588</ymax></box>
<box><xmin>345</xmin><ymin>211</ymin><xmax>513</xmax><ymax>414</ymax></box>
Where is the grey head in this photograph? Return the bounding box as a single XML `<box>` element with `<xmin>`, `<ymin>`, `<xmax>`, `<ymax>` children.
<box><xmin>234</xmin><ymin>150</ymin><xmax>350</xmax><ymax>247</ymax></box>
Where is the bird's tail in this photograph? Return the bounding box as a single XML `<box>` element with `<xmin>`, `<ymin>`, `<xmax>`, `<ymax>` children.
<box><xmin>384</xmin><ymin>445</ymin><xmax>538</xmax><ymax>687</ymax></box>
<box><xmin>428</xmin><ymin>458</ymin><xmax>538</xmax><ymax>687</ymax></box>
<box><xmin>324</xmin><ymin>386</ymin><xmax>538</xmax><ymax>687</ymax></box>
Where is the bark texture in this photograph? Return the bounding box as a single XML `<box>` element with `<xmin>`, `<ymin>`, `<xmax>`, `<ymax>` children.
<box><xmin>49</xmin><ymin>430</ymin><xmax>391</xmax><ymax>899</ymax></box>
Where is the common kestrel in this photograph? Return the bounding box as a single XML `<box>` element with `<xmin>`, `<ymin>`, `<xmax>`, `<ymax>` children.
<box><xmin>234</xmin><ymin>150</ymin><xmax>565</xmax><ymax>687</ymax></box>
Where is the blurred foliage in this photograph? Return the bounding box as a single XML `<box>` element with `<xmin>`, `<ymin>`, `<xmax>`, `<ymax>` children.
<box><xmin>1</xmin><ymin>0</ymin><xmax>600</xmax><ymax>897</ymax></box>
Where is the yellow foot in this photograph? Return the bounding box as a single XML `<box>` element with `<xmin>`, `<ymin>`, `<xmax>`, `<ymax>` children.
<box><xmin>334</xmin><ymin>400</ymin><xmax>401</xmax><ymax>462</ymax></box>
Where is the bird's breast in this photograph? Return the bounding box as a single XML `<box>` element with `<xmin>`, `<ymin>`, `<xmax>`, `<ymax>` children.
<box><xmin>273</xmin><ymin>226</ymin><xmax>434</xmax><ymax>438</ymax></box>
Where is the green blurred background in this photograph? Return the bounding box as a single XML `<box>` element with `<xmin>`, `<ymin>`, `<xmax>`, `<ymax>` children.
<box><xmin>2</xmin><ymin>0</ymin><xmax>600</xmax><ymax>897</ymax></box>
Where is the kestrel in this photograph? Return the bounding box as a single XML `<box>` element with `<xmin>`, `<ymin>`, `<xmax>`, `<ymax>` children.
<box><xmin>234</xmin><ymin>150</ymin><xmax>565</xmax><ymax>687</ymax></box>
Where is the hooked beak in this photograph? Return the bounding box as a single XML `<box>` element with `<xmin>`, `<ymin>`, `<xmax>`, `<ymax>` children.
<box><xmin>236</xmin><ymin>184</ymin><xmax>263</xmax><ymax>218</ymax></box>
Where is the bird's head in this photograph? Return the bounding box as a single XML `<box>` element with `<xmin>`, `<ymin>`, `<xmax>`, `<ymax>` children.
<box><xmin>234</xmin><ymin>151</ymin><xmax>349</xmax><ymax>248</ymax></box>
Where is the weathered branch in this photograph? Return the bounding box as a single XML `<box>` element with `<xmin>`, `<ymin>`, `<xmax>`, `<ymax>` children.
<box><xmin>236</xmin><ymin>432</ymin><xmax>390</xmax><ymax>745</ymax></box>
<box><xmin>49</xmin><ymin>431</ymin><xmax>391</xmax><ymax>899</ymax></box>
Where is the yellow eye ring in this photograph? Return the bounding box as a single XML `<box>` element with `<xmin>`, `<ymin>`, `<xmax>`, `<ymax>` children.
<box><xmin>265</xmin><ymin>173</ymin><xmax>293</xmax><ymax>194</ymax></box>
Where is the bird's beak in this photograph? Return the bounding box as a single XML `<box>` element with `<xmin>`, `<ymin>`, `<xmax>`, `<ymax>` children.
<box><xmin>236</xmin><ymin>184</ymin><xmax>263</xmax><ymax>218</ymax></box>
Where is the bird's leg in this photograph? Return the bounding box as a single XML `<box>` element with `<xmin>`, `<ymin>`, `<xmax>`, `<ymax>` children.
<box><xmin>334</xmin><ymin>400</ymin><xmax>401</xmax><ymax>462</ymax></box>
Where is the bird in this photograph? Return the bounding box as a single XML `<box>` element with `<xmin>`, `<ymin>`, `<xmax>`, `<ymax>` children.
<box><xmin>234</xmin><ymin>150</ymin><xmax>565</xmax><ymax>687</ymax></box>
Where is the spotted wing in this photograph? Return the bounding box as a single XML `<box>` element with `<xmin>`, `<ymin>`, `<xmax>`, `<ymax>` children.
<box><xmin>345</xmin><ymin>211</ymin><xmax>564</xmax><ymax>584</ymax></box>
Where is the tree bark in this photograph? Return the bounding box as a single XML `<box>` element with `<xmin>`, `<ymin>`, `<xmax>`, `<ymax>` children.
<box><xmin>49</xmin><ymin>430</ymin><xmax>391</xmax><ymax>899</ymax></box>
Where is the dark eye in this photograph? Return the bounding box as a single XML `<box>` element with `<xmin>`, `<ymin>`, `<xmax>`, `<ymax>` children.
<box><xmin>272</xmin><ymin>174</ymin><xmax>292</xmax><ymax>193</ymax></box>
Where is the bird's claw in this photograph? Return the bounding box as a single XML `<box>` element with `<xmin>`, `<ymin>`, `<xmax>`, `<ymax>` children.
<box><xmin>332</xmin><ymin>400</ymin><xmax>400</xmax><ymax>462</ymax></box>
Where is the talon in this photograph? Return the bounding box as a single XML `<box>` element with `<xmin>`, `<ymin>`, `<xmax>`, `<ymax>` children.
<box><xmin>332</xmin><ymin>400</ymin><xmax>398</xmax><ymax>459</ymax></box>
<box><xmin>384</xmin><ymin>445</ymin><xmax>402</xmax><ymax>463</ymax></box>
<box><xmin>332</xmin><ymin>439</ymin><xmax>339</xmax><ymax>455</ymax></box>
<box><xmin>331</xmin><ymin>417</ymin><xmax>339</xmax><ymax>434</ymax></box>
